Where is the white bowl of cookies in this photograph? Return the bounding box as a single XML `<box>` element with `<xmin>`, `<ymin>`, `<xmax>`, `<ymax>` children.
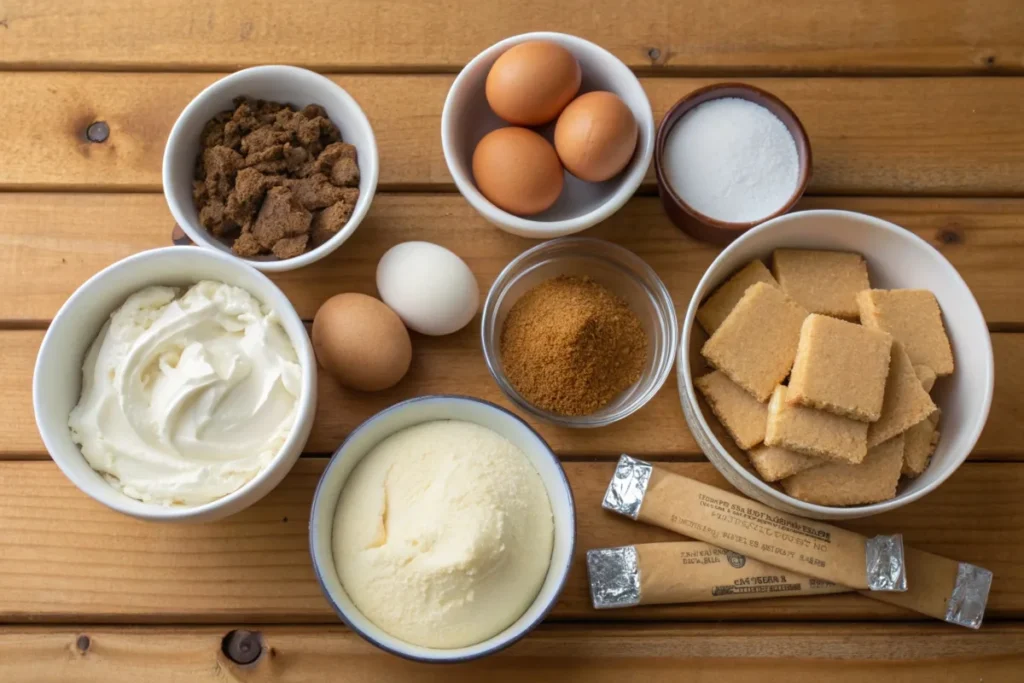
<box><xmin>679</xmin><ymin>210</ymin><xmax>994</xmax><ymax>520</ymax></box>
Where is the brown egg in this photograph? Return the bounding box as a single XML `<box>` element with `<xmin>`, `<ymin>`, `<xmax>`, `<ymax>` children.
<box><xmin>485</xmin><ymin>41</ymin><xmax>582</xmax><ymax>126</ymax></box>
<box><xmin>554</xmin><ymin>91</ymin><xmax>638</xmax><ymax>182</ymax></box>
<box><xmin>312</xmin><ymin>293</ymin><xmax>412</xmax><ymax>392</ymax></box>
<box><xmin>472</xmin><ymin>127</ymin><xmax>564</xmax><ymax>216</ymax></box>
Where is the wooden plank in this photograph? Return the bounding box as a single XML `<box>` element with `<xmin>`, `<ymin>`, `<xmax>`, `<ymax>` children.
<box><xmin>983</xmin><ymin>335</ymin><xmax>1024</xmax><ymax>456</ymax></box>
<box><xmin>2</xmin><ymin>73</ymin><xmax>1024</xmax><ymax>195</ymax></box>
<box><xmin>1</xmin><ymin>0</ymin><xmax>1022</xmax><ymax>74</ymax></box>
<box><xmin>0</xmin><ymin>459</ymin><xmax>1020</xmax><ymax>624</ymax></box>
<box><xmin>5</xmin><ymin>326</ymin><xmax>1023</xmax><ymax>459</ymax></box>
<box><xmin>2</xmin><ymin>623</ymin><xmax>1023</xmax><ymax>682</ymax></box>
<box><xmin>3</xmin><ymin>194</ymin><xmax>1024</xmax><ymax>327</ymax></box>
<box><xmin>4</xmin><ymin>314</ymin><xmax>1023</xmax><ymax>460</ymax></box>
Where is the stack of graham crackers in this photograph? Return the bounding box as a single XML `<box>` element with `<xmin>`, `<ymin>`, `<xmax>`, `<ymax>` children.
<box><xmin>694</xmin><ymin>250</ymin><xmax>953</xmax><ymax>506</ymax></box>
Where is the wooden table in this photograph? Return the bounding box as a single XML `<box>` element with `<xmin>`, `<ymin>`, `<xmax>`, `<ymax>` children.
<box><xmin>2</xmin><ymin>1</ymin><xmax>1024</xmax><ymax>680</ymax></box>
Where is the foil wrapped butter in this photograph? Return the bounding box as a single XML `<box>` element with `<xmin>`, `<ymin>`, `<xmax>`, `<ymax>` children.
<box><xmin>597</xmin><ymin>455</ymin><xmax>993</xmax><ymax>629</ymax></box>
<box><xmin>602</xmin><ymin>454</ymin><xmax>906</xmax><ymax>592</ymax></box>
<box><xmin>588</xmin><ymin>541</ymin><xmax>846</xmax><ymax>609</ymax></box>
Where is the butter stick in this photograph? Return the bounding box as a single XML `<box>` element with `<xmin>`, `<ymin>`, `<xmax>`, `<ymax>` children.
<box><xmin>602</xmin><ymin>455</ymin><xmax>906</xmax><ymax>591</ymax></box>
<box><xmin>587</xmin><ymin>541</ymin><xmax>849</xmax><ymax>608</ymax></box>
<box><xmin>588</xmin><ymin>540</ymin><xmax>992</xmax><ymax>629</ymax></box>
<box><xmin>866</xmin><ymin>546</ymin><xmax>991</xmax><ymax>629</ymax></box>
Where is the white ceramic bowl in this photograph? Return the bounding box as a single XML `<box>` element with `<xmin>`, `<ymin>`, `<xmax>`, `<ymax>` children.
<box><xmin>679</xmin><ymin>210</ymin><xmax>994</xmax><ymax>520</ymax></box>
<box><xmin>309</xmin><ymin>395</ymin><xmax>576</xmax><ymax>662</ymax></box>
<box><xmin>163</xmin><ymin>65</ymin><xmax>379</xmax><ymax>272</ymax></box>
<box><xmin>441</xmin><ymin>32</ymin><xmax>655</xmax><ymax>239</ymax></box>
<box><xmin>33</xmin><ymin>247</ymin><xmax>318</xmax><ymax>522</ymax></box>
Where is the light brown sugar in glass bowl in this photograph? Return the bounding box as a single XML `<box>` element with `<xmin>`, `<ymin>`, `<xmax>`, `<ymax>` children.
<box><xmin>499</xmin><ymin>275</ymin><xmax>648</xmax><ymax>416</ymax></box>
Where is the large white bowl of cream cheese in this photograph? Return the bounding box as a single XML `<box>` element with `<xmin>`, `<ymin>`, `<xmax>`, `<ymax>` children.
<box><xmin>309</xmin><ymin>395</ymin><xmax>576</xmax><ymax>662</ymax></box>
<box><xmin>33</xmin><ymin>247</ymin><xmax>317</xmax><ymax>522</ymax></box>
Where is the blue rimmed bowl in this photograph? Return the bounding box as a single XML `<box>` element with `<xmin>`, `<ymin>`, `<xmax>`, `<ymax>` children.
<box><xmin>308</xmin><ymin>395</ymin><xmax>576</xmax><ymax>662</ymax></box>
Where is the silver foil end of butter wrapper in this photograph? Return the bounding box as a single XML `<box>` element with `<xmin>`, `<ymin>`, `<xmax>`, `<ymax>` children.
<box><xmin>865</xmin><ymin>534</ymin><xmax>907</xmax><ymax>592</ymax></box>
<box><xmin>587</xmin><ymin>546</ymin><xmax>641</xmax><ymax>609</ymax></box>
<box><xmin>946</xmin><ymin>562</ymin><xmax>993</xmax><ymax>629</ymax></box>
<box><xmin>602</xmin><ymin>454</ymin><xmax>652</xmax><ymax>520</ymax></box>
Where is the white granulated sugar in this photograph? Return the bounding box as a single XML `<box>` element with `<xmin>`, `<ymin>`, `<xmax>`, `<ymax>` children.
<box><xmin>663</xmin><ymin>97</ymin><xmax>799</xmax><ymax>223</ymax></box>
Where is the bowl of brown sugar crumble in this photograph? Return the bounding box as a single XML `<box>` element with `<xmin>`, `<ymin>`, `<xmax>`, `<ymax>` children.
<box><xmin>163</xmin><ymin>65</ymin><xmax>379</xmax><ymax>272</ymax></box>
<box><xmin>481</xmin><ymin>237</ymin><xmax>677</xmax><ymax>428</ymax></box>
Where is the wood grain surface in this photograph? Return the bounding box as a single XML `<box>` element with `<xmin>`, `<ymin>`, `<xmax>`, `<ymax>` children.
<box><xmin>4</xmin><ymin>328</ymin><xmax>1022</xmax><ymax>458</ymax></box>
<box><xmin>2</xmin><ymin>194</ymin><xmax>1023</xmax><ymax>326</ymax></box>
<box><xmin>1</xmin><ymin>460</ymin><xmax>1020</xmax><ymax>624</ymax></box>
<box><xmin>3</xmin><ymin>73</ymin><xmax>1024</xmax><ymax>195</ymax></box>
<box><xmin>3</xmin><ymin>623</ymin><xmax>1024</xmax><ymax>682</ymax></box>
<box><xmin>1</xmin><ymin>0</ymin><xmax>1022</xmax><ymax>74</ymax></box>
<box><xmin>3</xmin><ymin>1</ymin><xmax>1024</xmax><ymax>678</ymax></box>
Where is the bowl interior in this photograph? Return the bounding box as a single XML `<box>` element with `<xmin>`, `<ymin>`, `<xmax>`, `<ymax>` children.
<box><xmin>680</xmin><ymin>210</ymin><xmax>993</xmax><ymax>519</ymax></box>
<box><xmin>309</xmin><ymin>396</ymin><xmax>575</xmax><ymax>662</ymax></box>
<box><xmin>33</xmin><ymin>247</ymin><xmax>316</xmax><ymax>521</ymax></box>
<box><xmin>443</xmin><ymin>32</ymin><xmax>654</xmax><ymax>229</ymax></box>
<box><xmin>482</xmin><ymin>238</ymin><xmax>677</xmax><ymax>427</ymax></box>
<box><xmin>656</xmin><ymin>84</ymin><xmax>811</xmax><ymax>228</ymax></box>
<box><xmin>165</xmin><ymin>66</ymin><xmax>378</xmax><ymax>268</ymax></box>
<box><xmin>653</xmin><ymin>83</ymin><xmax>812</xmax><ymax>245</ymax></box>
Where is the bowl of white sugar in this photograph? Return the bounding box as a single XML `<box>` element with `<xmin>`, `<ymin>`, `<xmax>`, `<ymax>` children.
<box><xmin>654</xmin><ymin>83</ymin><xmax>811</xmax><ymax>244</ymax></box>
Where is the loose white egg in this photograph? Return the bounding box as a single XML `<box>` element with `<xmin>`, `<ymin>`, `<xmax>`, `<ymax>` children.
<box><xmin>376</xmin><ymin>241</ymin><xmax>480</xmax><ymax>336</ymax></box>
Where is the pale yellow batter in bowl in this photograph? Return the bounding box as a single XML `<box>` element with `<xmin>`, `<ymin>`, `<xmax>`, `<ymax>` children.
<box><xmin>332</xmin><ymin>420</ymin><xmax>553</xmax><ymax>649</ymax></box>
<box><xmin>309</xmin><ymin>395</ymin><xmax>576</xmax><ymax>663</ymax></box>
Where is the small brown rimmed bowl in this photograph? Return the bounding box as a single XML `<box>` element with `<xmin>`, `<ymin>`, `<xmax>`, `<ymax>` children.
<box><xmin>653</xmin><ymin>83</ymin><xmax>812</xmax><ymax>245</ymax></box>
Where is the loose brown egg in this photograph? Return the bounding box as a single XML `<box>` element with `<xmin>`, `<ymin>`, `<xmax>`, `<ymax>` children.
<box><xmin>554</xmin><ymin>91</ymin><xmax>638</xmax><ymax>182</ymax></box>
<box><xmin>312</xmin><ymin>293</ymin><xmax>412</xmax><ymax>392</ymax></box>
<box><xmin>472</xmin><ymin>127</ymin><xmax>564</xmax><ymax>216</ymax></box>
<box><xmin>485</xmin><ymin>41</ymin><xmax>582</xmax><ymax>126</ymax></box>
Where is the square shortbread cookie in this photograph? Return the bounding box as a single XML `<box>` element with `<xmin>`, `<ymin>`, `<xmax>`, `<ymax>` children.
<box><xmin>903</xmin><ymin>364</ymin><xmax>940</xmax><ymax>477</ymax></box>
<box><xmin>747</xmin><ymin>445</ymin><xmax>822</xmax><ymax>482</ymax></box>
<box><xmin>695</xmin><ymin>393</ymin><xmax>757</xmax><ymax>478</ymax></box>
<box><xmin>857</xmin><ymin>289</ymin><xmax>954</xmax><ymax>376</ymax></box>
<box><xmin>696</xmin><ymin>260</ymin><xmax>779</xmax><ymax>335</ymax></box>
<box><xmin>702</xmin><ymin>282</ymin><xmax>808</xmax><ymax>403</ymax></box>
<box><xmin>914</xmin><ymin>364</ymin><xmax>937</xmax><ymax>393</ymax></box>
<box><xmin>689</xmin><ymin>324</ymin><xmax>712</xmax><ymax>377</ymax></box>
<box><xmin>867</xmin><ymin>341</ymin><xmax>937</xmax><ymax>448</ymax></box>
<box><xmin>695</xmin><ymin>371</ymin><xmax>768</xmax><ymax>450</ymax></box>
<box><xmin>772</xmin><ymin>249</ymin><xmax>870</xmax><ymax>320</ymax></box>
<box><xmin>903</xmin><ymin>411</ymin><xmax>941</xmax><ymax>477</ymax></box>
<box><xmin>788</xmin><ymin>314</ymin><xmax>892</xmax><ymax>422</ymax></box>
<box><xmin>765</xmin><ymin>385</ymin><xmax>869</xmax><ymax>464</ymax></box>
<box><xmin>781</xmin><ymin>434</ymin><xmax>904</xmax><ymax>506</ymax></box>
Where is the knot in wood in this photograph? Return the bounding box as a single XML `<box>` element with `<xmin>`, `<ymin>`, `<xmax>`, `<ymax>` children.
<box><xmin>222</xmin><ymin>629</ymin><xmax>263</xmax><ymax>666</ymax></box>
<box><xmin>938</xmin><ymin>228</ymin><xmax>963</xmax><ymax>245</ymax></box>
<box><xmin>86</xmin><ymin>121</ymin><xmax>110</xmax><ymax>143</ymax></box>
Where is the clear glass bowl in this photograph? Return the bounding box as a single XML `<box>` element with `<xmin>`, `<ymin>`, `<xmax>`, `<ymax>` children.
<box><xmin>481</xmin><ymin>237</ymin><xmax>678</xmax><ymax>428</ymax></box>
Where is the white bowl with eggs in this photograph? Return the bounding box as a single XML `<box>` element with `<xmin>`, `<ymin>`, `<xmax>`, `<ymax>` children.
<box><xmin>163</xmin><ymin>65</ymin><xmax>379</xmax><ymax>272</ymax></box>
<box><xmin>309</xmin><ymin>395</ymin><xmax>576</xmax><ymax>662</ymax></box>
<box><xmin>679</xmin><ymin>210</ymin><xmax>994</xmax><ymax>520</ymax></box>
<box><xmin>441</xmin><ymin>32</ymin><xmax>655</xmax><ymax>239</ymax></box>
<box><xmin>33</xmin><ymin>247</ymin><xmax>317</xmax><ymax>522</ymax></box>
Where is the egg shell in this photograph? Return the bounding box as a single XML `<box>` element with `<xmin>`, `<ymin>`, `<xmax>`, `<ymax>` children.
<box><xmin>472</xmin><ymin>127</ymin><xmax>564</xmax><ymax>216</ymax></box>
<box><xmin>554</xmin><ymin>91</ymin><xmax>639</xmax><ymax>182</ymax></box>
<box><xmin>376</xmin><ymin>241</ymin><xmax>480</xmax><ymax>336</ymax></box>
<box><xmin>485</xmin><ymin>40</ymin><xmax>582</xmax><ymax>126</ymax></box>
<box><xmin>312</xmin><ymin>293</ymin><xmax>412</xmax><ymax>392</ymax></box>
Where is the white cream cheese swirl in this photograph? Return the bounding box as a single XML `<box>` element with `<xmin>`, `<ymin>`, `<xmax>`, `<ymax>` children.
<box><xmin>69</xmin><ymin>281</ymin><xmax>301</xmax><ymax>506</ymax></box>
